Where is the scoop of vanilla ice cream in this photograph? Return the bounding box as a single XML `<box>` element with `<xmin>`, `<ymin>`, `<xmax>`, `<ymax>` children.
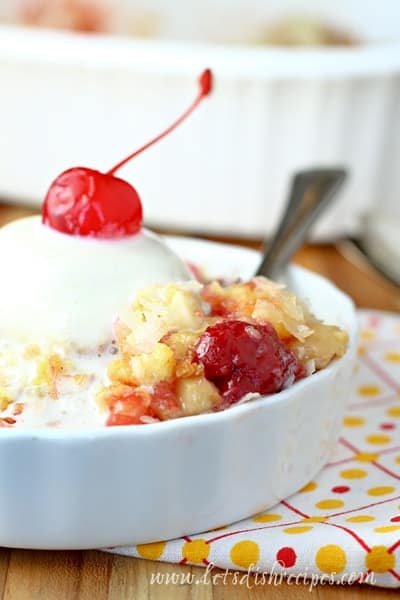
<box><xmin>0</xmin><ymin>216</ymin><xmax>191</xmax><ymax>348</ymax></box>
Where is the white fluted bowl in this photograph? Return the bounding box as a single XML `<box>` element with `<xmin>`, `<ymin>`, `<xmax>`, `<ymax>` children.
<box><xmin>0</xmin><ymin>0</ymin><xmax>400</xmax><ymax>236</ymax></box>
<box><xmin>0</xmin><ymin>237</ymin><xmax>357</xmax><ymax>549</ymax></box>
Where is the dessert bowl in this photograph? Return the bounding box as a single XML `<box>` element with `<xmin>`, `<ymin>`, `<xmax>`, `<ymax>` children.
<box><xmin>0</xmin><ymin>236</ymin><xmax>357</xmax><ymax>549</ymax></box>
<box><xmin>1</xmin><ymin>0</ymin><xmax>400</xmax><ymax>237</ymax></box>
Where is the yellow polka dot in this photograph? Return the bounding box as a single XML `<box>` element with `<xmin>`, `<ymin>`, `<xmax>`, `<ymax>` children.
<box><xmin>374</xmin><ymin>525</ymin><xmax>400</xmax><ymax>533</ymax></box>
<box><xmin>253</xmin><ymin>513</ymin><xmax>282</xmax><ymax>523</ymax></box>
<box><xmin>361</xmin><ymin>329</ymin><xmax>376</xmax><ymax>341</ymax></box>
<box><xmin>358</xmin><ymin>385</ymin><xmax>381</xmax><ymax>397</ymax></box>
<box><xmin>365</xmin><ymin>546</ymin><xmax>396</xmax><ymax>573</ymax></box>
<box><xmin>355</xmin><ymin>452</ymin><xmax>379</xmax><ymax>462</ymax></box>
<box><xmin>346</xmin><ymin>515</ymin><xmax>375</xmax><ymax>523</ymax></box>
<box><xmin>182</xmin><ymin>539</ymin><xmax>210</xmax><ymax>563</ymax></box>
<box><xmin>367</xmin><ymin>486</ymin><xmax>396</xmax><ymax>497</ymax></box>
<box><xmin>340</xmin><ymin>468</ymin><xmax>367</xmax><ymax>479</ymax></box>
<box><xmin>343</xmin><ymin>416</ymin><xmax>365</xmax><ymax>427</ymax></box>
<box><xmin>358</xmin><ymin>346</ymin><xmax>367</xmax><ymax>357</ymax></box>
<box><xmin>315</xmin><ymin>499</ymin><xmax>344</xmax><ymax>510</ymax></box>
<box><xmin>387</xmin><ymin>406</ymin><xmax>400</xmax><ymax>418</ymax></box>
<box><xmin>283</xmin><ymin>526</ymin><xmax>313</xmax><ymax>534</ymax></box>
<box><xmin>301</xmin><ymin>516</ymin><xmax>329</xmax><ymax>523</ymax></box>
<box><xmin>384</xmin><ymin>352</ymin><xmax>400</xmax><ymax>363</ymax></box>
<box><xmin>230</xmin><ymin>540</ymin><xmax>260</xmax><ymax>569</ymax></box>
<box><xmin>136</xmin><ymin>541</ymin><xmax>166</xmax><ymax>560</ymax></box>
<box><xmin>366</xmin><ymin>434</ymin><xmax>391</xmax><ymax>445</ymax></box>
<box><xmin>315</xmin><ymin>544</ymin><xmax>347</xmax><ymax>574</ymax></box>
<box><xmin>299</xmin><ymin>481</ymin><xmax>317</xmax><ymax>493</ymax></box>
<box><xmin>395</xmin><ymin>455</ymin><xmax>400</xmax><ymax>464</ymax></box>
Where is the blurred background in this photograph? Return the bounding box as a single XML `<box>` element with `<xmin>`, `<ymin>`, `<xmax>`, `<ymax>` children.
<box><xmin>0</xmin><ymin>0</ymin><xmax>399</xmax><ymax>261</ymax></box>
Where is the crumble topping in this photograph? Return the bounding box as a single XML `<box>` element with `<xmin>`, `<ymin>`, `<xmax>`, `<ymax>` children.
<box><xmin>99</xmin><ymin>278</ymin><xmax>348</xmax><ymax>426</ymax></box>
<box><xmin>0</xmin><ymin>277</ymin><xmax>348</xmax><ymax>428</ymax></box>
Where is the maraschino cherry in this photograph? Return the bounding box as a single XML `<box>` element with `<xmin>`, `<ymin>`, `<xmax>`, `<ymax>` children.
<box><xmin>194</xmin><ymin>320</ymin><xmax>303</xmax><ymax>406</ymax></box>
<box><xmin>42</xmin><ymin>69</ymin><xmax>213</xmax><ymax>238</ymax></box>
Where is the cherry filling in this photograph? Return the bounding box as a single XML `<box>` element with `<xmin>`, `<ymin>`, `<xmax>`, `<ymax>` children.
<box><xmin>194</xmin><ymin>320</ymin><xmax>304</xmax><ymax>406</ymax></box>
<box><xmin>42</xmin><ymin>69</ymin><xmax>212</xmax><ymax>238</ymax></box>
<box><xmin>106</xmin><ymin>382</ymin><xmax>181</xmax><ymax>426</ymax></box>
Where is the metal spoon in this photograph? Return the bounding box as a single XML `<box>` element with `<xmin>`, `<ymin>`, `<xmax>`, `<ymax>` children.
<box><xmin>256</xmin><ymin>168</ymin><xmax>347</xmax><ymax>280</ymax></box>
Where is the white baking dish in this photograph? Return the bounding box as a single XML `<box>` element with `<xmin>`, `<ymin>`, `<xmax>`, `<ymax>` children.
<box><xmin>0</xmin><ymin>0</ymin><xmax>399</xmax><ymax>237</ymax></box>
<box><xmin>0</xmin><ymin>236</ymin><xmax>357</xmax><ymax>549</ymax></box>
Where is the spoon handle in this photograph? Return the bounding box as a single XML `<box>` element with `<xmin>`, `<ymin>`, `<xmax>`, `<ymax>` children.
<box><xmin>256</xmin><ymin>168</ymin><xmax>347</xmax><ymax>280</ymax></box>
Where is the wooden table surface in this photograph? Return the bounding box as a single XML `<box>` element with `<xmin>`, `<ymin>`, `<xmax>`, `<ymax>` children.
<box><xmin>0</xmin><ymin>203</ymin><xmax>399</xmax><ymax>600</ymax></box>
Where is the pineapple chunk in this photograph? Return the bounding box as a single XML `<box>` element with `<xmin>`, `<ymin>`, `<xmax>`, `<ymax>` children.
<box><xmin>177</xmin><ymin>377</ymin><xmax>221</xmax><ymax>416</ymax></box>
<box><xmin>0</xmin><ymin>389</ymin><xmax>12</xmax><ymax>411</ymax></box>
<box><xmin>33</xmin><ymin>353</ymin><xmax>69</xmax><ymax>400</ymax></box>
<box><xmin>130</xmin><ymin>343</ymin><xmax>176</xmax><ymax>386</ymax></box>
<box><xmin>162</xmin><ymin>330</ymin><xmax>204</xmax><ymax>379</ymax></box>
<box><xmin>162</xmin><ymin>330</ymin><xmax>200</xmax><ymax>362</ymax></box>
<box><xmin>108</xmin><ymin>357</ymin><xmax>137</xmax><ymax>386</ymax></box>
<box><xmin>252</xmin><ymin>297</ymin><xmax>311</xmax><ymax>341</ymax></box>
<box><xmin>119</xmin><ymin>284</ymin><xmax>204</xmax><ymax>354</ymax></box>
<box><xmin>290</xmin><ymin>318</ymin><xmax>348</xmax><ymax>369</ymax></box>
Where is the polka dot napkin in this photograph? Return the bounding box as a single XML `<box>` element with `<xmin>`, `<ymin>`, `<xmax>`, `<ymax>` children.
<box><xmin>106</xmin><ymin>310</ymin><xmax>400</xmax><ymax>589</ymax></box>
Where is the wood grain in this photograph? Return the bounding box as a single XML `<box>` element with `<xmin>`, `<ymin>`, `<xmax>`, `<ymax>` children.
<box><xmin>0</xmin><ymin>202</ymin><xmax>398</xmax><ymax>599</ymax></box>
<box><xmin>0</xmin><ymin>550</ymin><xmax>398</xmax><ymax>599</ymax></box>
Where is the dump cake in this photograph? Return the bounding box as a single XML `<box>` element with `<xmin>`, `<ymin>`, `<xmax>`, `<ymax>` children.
<box><xmin>0</xmin><ymin>277</ymin><xmax>347</xmax><ymax>428</ymax></box>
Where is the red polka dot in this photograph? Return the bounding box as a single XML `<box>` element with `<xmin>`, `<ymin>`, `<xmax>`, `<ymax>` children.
<box><xmin>331</xmin><ymin>485</ymin><xmax>350</xmax><ymax>494</ymax></box>
<box><xmin>380</xmin><ymin>423</ymin><xmax>396</xmax><ymax>430</ymax></box>
<box><xmin>390</xmin><ymin>515</ymin><xmax>400</xmax><ymax>523</ymax></box>
<box><xmin>276</xmin><ymin>547</ymin><xmax>296</xmax><ymax>568</ymax></box>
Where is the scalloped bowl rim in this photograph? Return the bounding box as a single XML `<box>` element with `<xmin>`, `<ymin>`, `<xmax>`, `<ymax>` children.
<box><xmin>0</xmin><ymin>25</ymin><xmax>400</xmax><ymax>78</ymax></box>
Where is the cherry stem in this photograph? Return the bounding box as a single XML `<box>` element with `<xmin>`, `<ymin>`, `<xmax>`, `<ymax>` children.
<box><xmin>107</xmin><ymin>68</ymin><xmax>213</xmax><ymax>176</ymax></box>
